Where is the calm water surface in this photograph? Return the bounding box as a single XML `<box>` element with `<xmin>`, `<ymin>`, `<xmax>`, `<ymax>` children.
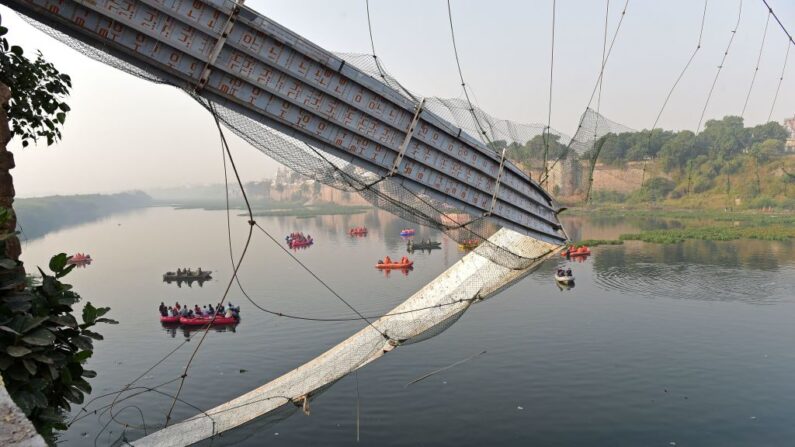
<box><xmin>20</xmin><ymin>207</ymin><xmax>795</xmax><ymax>446</ymax></box>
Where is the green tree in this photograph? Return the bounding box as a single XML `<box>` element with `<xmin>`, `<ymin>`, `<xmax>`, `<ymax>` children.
<box><xmin>659</xmin><ymin>130</ymin><xmax>698</xmax><ymax>172</ymax></box>
<box><xmin>0</xmin><ymin>16</ymin><xmax>71</xmax><ymax>147</ymax></box>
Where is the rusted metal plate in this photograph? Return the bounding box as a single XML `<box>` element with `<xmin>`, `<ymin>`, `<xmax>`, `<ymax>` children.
<box><xmin>3</xmin><ymin>0</ymin><xmax>565</xmax><ymax>243</ymax></box>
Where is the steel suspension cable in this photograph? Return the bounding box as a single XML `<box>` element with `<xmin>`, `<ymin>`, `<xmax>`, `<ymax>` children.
<box><xmin>697</xmin><ymin>0</ymin><xmax>743</xmax><ymax>132</ymax></box>
<box><xmin>446</xmin><ymin>0</ymin><xmax>496</xmax><ymax>149</ymax></box>
<box><xmin>767</xmin><ymin>41</ymin><xmax>791</xmax><ymax>122</ymax></box>
<box><xmin>541</xmin><ymin>0</ymin><xmax>630</xmax><ymax>184</ymax></box>
<box><xmin>542</xmin><ymin>0</ymin><xmax>556</xmax><ymax>184</ymax></box>
<box><xmin>650</xmin><ymin>0</ymin><xmax>709</xmax><ymax>133</ymax></box>
<box><xmin>741</xmin><ymin>10</ymin><xmax>772</xmax><ymax>117</ymax></box>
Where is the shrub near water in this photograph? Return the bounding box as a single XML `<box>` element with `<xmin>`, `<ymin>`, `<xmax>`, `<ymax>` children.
<box><xmin>0</xmin><ymin>254</ymin><xmax>116</xmax><ymax>440</ymax></box>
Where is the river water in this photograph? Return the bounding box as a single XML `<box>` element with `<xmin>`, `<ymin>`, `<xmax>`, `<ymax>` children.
<box><xmin>20</xmin><ymin>207</ymin><xmax>795</xmax><ymax>446</ymax></box>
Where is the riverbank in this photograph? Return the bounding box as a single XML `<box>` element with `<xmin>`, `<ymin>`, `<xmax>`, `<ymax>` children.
<box><xmin>15</xmin><ymin>192</ymin><xmax>152</xmax><ymax>239</ymax></box>
<box><xmin>564</xmin><ymin>207</ymin><xmax>795</xmax><ymax>244</ymax></box>
<box><xmin>156</xmin><ymin>198</ymin><xmax>372</xmax><ymax>218</ymax></box>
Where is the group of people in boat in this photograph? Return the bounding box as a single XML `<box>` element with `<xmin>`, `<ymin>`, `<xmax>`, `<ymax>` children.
<box><xmin>287</xmin><ymin>232</ymin><xmax>313</xmax><ymax>244</ymax></box>
<box><xmin>377</xmin><ymin>255</ymin><xmax>411</xmax><ymax>266</ymax></box>
<box><xmin>159</xmin><ymin>301</ymin><xmax>240</xmax><ymax>319</ymax></box>
<box><xmin>175</xmin><ymin>267</ymin><xmax>204</xmax><ymax>276</ymax></box>
<box><xmin>349</xmin><ymin>227</ymin><xmax>367</xmax><ymax>234</ymax></box>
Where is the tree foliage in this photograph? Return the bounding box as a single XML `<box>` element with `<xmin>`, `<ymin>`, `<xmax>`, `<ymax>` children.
<box><xmin>0</xmin><ymin>251</ymin><xmax>117</xmax><ymax>440</ymax></box>
<box><xmin>0</xmin><ymin>14</ymin><xmax>71</xmax><ymax>147</ymax></box>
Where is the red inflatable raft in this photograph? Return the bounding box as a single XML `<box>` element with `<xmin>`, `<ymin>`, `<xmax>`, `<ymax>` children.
<box><xmin>160</xmin><ymin>315</ymin><xmax>181</xmax><ymax>323</ymax></box>
<box><xmin>179</xmin><ymin>316</ymin><xmax>238</xmax><ymax>326</ymax></box>
<box><xmin>289</xmin><ymin>239</ymin><xmax>313</xmax><ymax>248</ymax></box>
<box><xmin>375</xmin><ymin>261</ymin><xmax>414</xmax><ymax>269</ymax></box>
<box><xmin>562</xmin><ymin>246</ymin><xmax>591</xmax><ymax>257</ymax></box>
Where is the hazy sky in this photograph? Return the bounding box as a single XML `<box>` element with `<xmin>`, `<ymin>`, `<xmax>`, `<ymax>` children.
<box><xmin>2</xmin><ymin>0</ymin><xmax>794</xmax><ymax>197</ymax></box>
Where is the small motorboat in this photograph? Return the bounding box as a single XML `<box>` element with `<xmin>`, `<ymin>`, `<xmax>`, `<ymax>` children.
<box><xmin>562</xmin><ymin>246</ymin><xmax>591</xmax><ymax>257</ymax></box>
<box><xmin>178</xmin><ymin>316</ymin><xmax>239</xmax><ymax>326</ymax></box>
<box><xmin>399</xmin><ymin>228</ymin><xmax>416</xmax><ymax>237</ymax></box>
<box><xmin>349</xmin><ymin>227</ymin><xmax>368</xmax><ymax>236</ymax></box>
<box><xmin>407</xmin><ymin>240</ymin><xmax>441</xmax><ymax>252</ymax></box>
<box><xmin>554</xmin><ymin>271</ymin><xmax>575</xmax><ymax>284</ymax></box>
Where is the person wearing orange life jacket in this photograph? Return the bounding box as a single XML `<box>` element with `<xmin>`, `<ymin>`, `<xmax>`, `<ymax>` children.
<box><xmin>384</xmin><ymin>256</ymin><xmax>392</xmax><ymax>264</ymax></box>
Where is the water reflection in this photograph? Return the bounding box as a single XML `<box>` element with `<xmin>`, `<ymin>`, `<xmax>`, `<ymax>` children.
<box><xmin>592</xmin><ymin>241</ymin><xmax>794</xmax><ymax>305</ymax></box>
<box><xmin>161</xmin><ymin>323</ymin><xmax>239</xmax><ymax>339</ymax></box>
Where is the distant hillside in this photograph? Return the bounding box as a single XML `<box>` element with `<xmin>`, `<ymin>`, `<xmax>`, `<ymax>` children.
<box><xmin>15</xmin><ymin>191</ymin><xmax>152</xmax><ymax>239</ymax></box>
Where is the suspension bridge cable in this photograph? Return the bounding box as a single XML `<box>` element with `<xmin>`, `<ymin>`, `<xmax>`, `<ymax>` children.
<box><xmin>541</xmin><ymin>0</ymin><xmax>630</xmax><ymax>184</ymax></box>
<box><xmin>649</xmin><ymin>0</ymin><xmax>709</xmax><ymax>133</ymax></box>
<box><xmin>594</xmin><ymin>0</ymin><xmax>611</xmax><ymax>136</ymax></box>
<box><xmin>542</xmin><ymin>0</ymin><xmax>557</xmax><ymax>183</ymax></box>
<box><xmin>768</xmin><ymin>41</ymin><xmax>791</xmax><ymax>122</ymax></box>
<box><xmin>741</xmin><ymin>10</ymin><xmax>772</xmax><ymax>117</ymax></box>
<box><xmin>446</xmin><ymin>0</ymin><xmax>495</xmax><ymax>149</ymax></box>
<box><xmin>761</xmin><ymin>0</ymin><xmax>795</xmax><ymax>46</ymax></box>
<box><xmin>697</xmin><ymin>0</ymin><xmax>743</xmax><ymax>132</ymax></box>
<box><xmin>365</xmin><ymin>0</ymin><xmax>385</xmax><ymax>78</ymax></box>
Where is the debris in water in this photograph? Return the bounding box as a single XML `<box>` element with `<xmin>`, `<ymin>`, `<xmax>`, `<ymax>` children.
<box><xmin>669</xmin><ymin>442</ymin><xmax>676</xmax><ymax>446</ymax></box>
<box><xmin>404</xmin><ymin>350</ymin><xmax>486</xmax><ymax>387</ymax></box>
<box><xmin>517</xmin><ymin>406</ymin><xmax>524</xmax><ymax>411</ymax></box>
<box><xmin>239</xmin><ymin>369</ymin><xmax>248</xmax><ymax>374</ymax></box>
<box><xmin>750</xmin><ymin>416</ymin><xmax>757</xmax><ymax>420</ymax></box>
<box><xmin>274</xmin><ymin>432</ymin><xmax>279</xmax><ymax>436</ymax></box>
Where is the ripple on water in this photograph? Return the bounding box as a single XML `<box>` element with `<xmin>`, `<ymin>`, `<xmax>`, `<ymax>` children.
<box><xmin>595</xmin><ymin>262</ymin><xmax>790</xmax><ymax>305</ymax></box>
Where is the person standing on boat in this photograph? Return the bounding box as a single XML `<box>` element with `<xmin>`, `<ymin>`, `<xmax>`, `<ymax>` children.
<box><xmin>159</xmin><ymin>302</ymin><xmax>167</xmax><ymax>316</ymax></box>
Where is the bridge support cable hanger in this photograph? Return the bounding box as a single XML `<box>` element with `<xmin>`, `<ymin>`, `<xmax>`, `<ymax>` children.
<box><xmin>487</xmin><ymin>148</ymin><xmax>508</xmax><ymax>216</ymax></box>
<box><xmin>390</xmin><ymin>98</ymin><xmax>425</xmax><ymax>176</ymax></box>
<box><xmin>196</xmin><ymin>0</ymin><xmax>245</xmax><ymax>91</ymax></box>
<box><xmin>542</xmin><ymin>0</ymin><xmax>557</xmax><ymax>186</ymax></box>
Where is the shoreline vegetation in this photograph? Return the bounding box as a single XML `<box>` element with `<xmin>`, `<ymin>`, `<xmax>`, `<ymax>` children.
<box><xmin>155</xmin><ymin>198</ymin><xmax>372</xmax><ymax>218</ymax></box>
<box><xmin>15</xmin><ymin>191</ymin><xmax>152</xmax><ymax>239</ymax></box>
<box><xmin>565</xmin><ymin>207</ymin><xmax>795</xmax><ymax>245</ymax></box>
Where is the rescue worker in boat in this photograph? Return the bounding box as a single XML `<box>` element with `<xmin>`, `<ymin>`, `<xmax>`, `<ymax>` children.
<box><xmin>180</xmin><ymin>305</ymin><xmax>189</xmax><ymax>317</ymax></box>
<box><xmin>216</xmin><ymin>303</ymin><xmax>224</xmax><ymax>314</ymax></box>
<box><xmin>207</xmin><ymin>304</ymin><xmax>215</xmax><ymax>316</ymax></box>
<box><xmin>565</xmin><ymin>246</ymin><xmax>571</xmax><ymax>259</ymax></box>
<box><xmin>198</xmin><ymin>267</ymin><xmax>202</xmax><ymax>276</ymax></box>
<box><xmin>225</xmin><ymin>306</ymin><xmax>234</xmax><ymax>318</ymax></box>
<box><xmin>175</xmin><ymin>301</ymin><xmax>181</xmax><ymax>311</ymax></box>
<box><xmin>159</xmin><ymin>302</ymin><xmax>167</xmax><ymax>316</ymax></box>
<box><xmin>194</xmin><ymin>304</ymin><xmax>201</xmax><ymax>316</ymax></box>
<box><xmin>400</xmin><ymin>256</ymin><xmax>408</xmax><ymax>265</ymax></box>
<box><xmin>167</xmin><ymin>306</ymin><xmax>175</xmax><ymax>317</ymax></box>
<box><xmin>566</xmin><ymin>268</ymin><xmax>572</xmax><ymax>277</ymax></box>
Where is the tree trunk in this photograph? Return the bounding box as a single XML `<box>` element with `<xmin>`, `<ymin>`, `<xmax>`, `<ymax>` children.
<box><xmin>0</xmin><ymin>81</ymin><xmax>25</xmax><ymax>286</ymax></box>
